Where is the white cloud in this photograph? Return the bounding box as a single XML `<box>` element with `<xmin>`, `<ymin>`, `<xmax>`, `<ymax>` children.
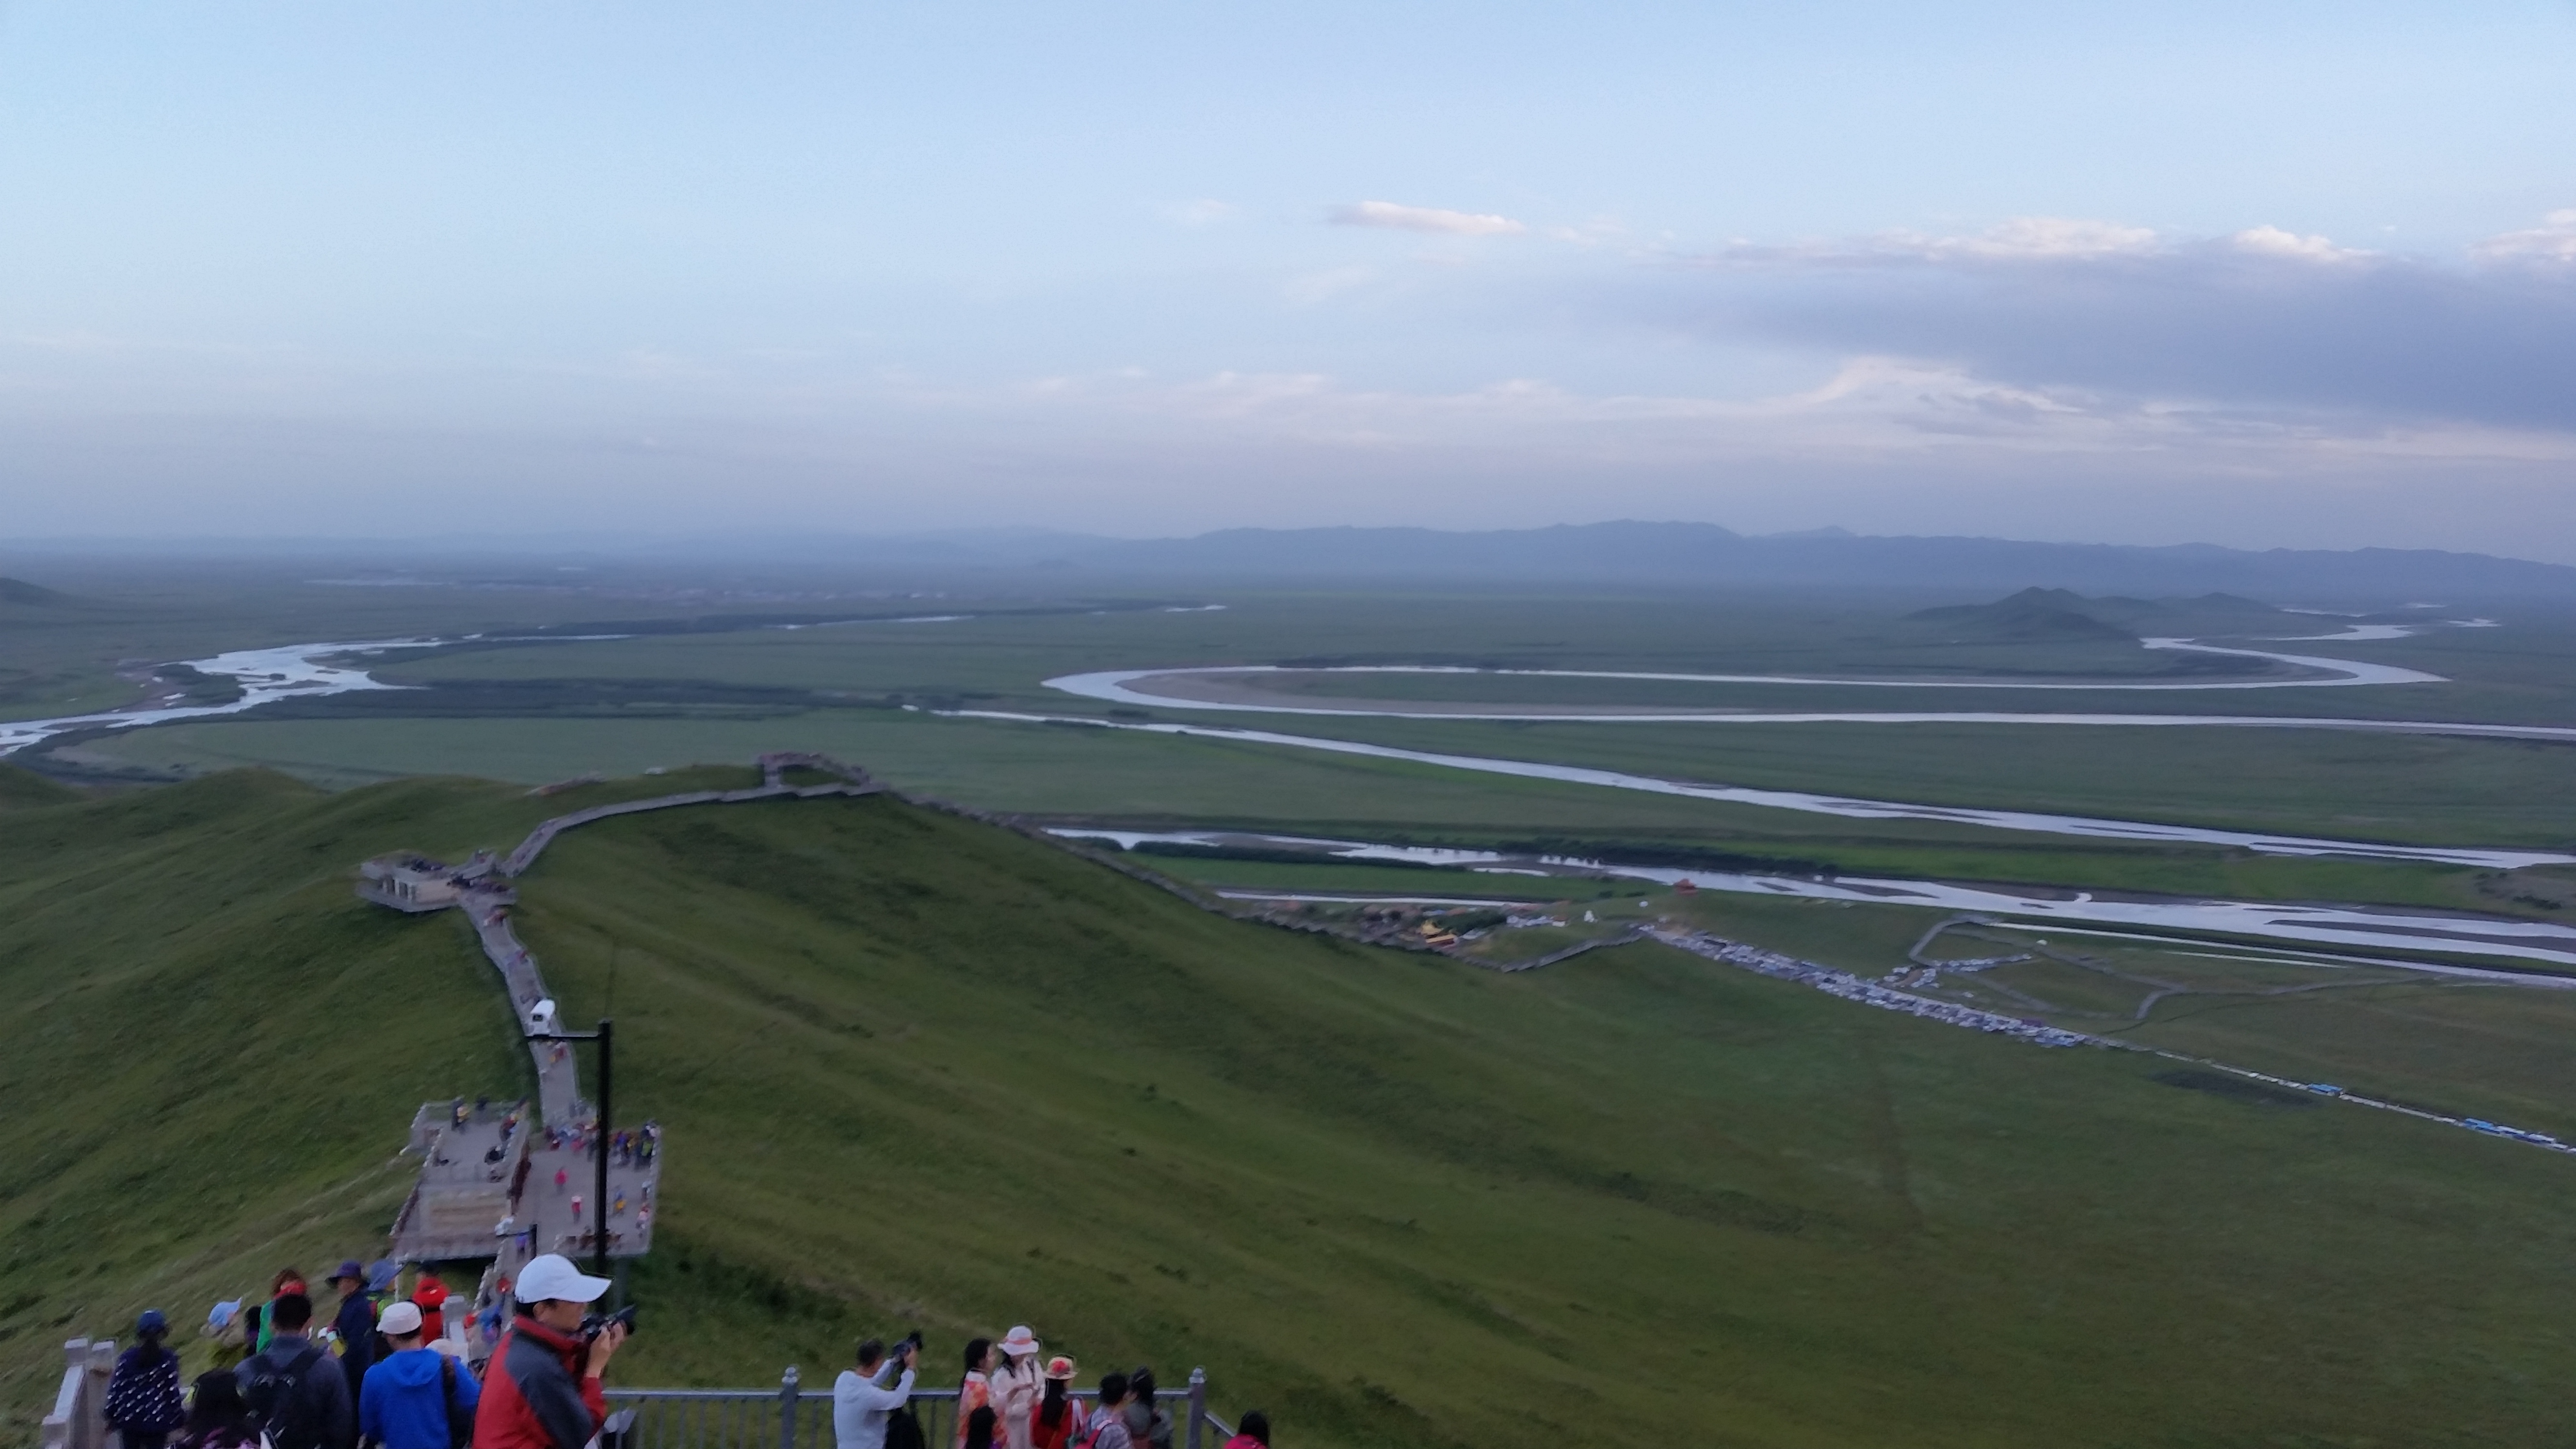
<box><xmin>987</xmin><ymin>360</ymin><xmax>2576</xmax><ymax>477</ymax></box>
<box><xmin>1329</xmin><ymin>200</ymin><xmax>1526</xmax><ymax>236</ymax></box>
<box><xmin>1724</xmin><ymin>216</ymin><xmax>2160</xmax><ymax>265</ymax></box>
<box><xmin>1933</xmin><ymin>216</ymin><xmax>2159</xmax><ymax>259</ymax></box>
<box><xmin>1162</xmin><ymin>199</ymin><xmax>1238</xmax><ymax>227</ymax></box>
<box><xmin>1661</xmin><ymin>209</ymin><xmax>2576</xmax><ymax>432</ymax></box>
<box><xmin>2476</xmin><ymin>208</ymin><xmax>2576</xmax><ymax>264</ymax></box>
<box><xmin>2229</xmin><ymin>225</ymin><xmax>2369</xmax><ymax>262</ymax></box>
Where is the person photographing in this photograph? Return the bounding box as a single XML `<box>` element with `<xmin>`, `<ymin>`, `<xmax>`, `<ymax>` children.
<box><xmin>470</xmin><ymin>1255</ymin><xmax>626</xmax><ymax>1449</ymax></box>
<box><xmin>832</xmin><ymin>1335</ymin><xmax>918</xmax><ymax>1449</ymax></box>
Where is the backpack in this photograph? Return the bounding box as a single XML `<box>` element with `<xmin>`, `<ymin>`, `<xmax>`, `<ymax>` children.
<box><xmin>880</xmin><ymin>1402</ymin><xmax>926</xmax><ymax>1449</ymax></box>
<box><xmin>242</xmin><ymin>1344</ymin><xmax>326</xmax><ymax>1449</ymax></box>
<box><xmin>438</xmin><ymin>1355</ymin><xmax>477</xmax><ymax>1449</ymax></box>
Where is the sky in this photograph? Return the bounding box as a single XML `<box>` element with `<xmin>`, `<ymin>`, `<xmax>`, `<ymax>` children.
<box><xmin>3</xmin><ymin>2</ymin><xmax>2574</xmax><ymax>556</ymax></box>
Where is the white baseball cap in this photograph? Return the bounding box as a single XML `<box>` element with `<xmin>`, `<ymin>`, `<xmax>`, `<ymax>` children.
<box><xmin>379</xmin><ymin>1302</ymin><xmax>425</xmax><ymax>1337</ymax></box>
<box><xmin>515</xmin><ymin>1253</ymin><xmax>612</xmax><ymax>1304</ymax></box>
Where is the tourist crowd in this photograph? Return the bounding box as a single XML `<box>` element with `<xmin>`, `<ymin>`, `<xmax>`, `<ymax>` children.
<box><xmin>106</xmin><ymin>1255</ymin><xmax>1271</xmax><ymax>1449</ymax></box>
<box><xmin>832</xmin><ymin>1326</ymin><xmax>1271</xmax><ymax>1449</ymax></box>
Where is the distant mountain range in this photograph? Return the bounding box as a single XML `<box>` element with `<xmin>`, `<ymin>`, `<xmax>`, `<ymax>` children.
<box><xmin>11</xmin><ymin>524</ymin><xmax>2571</xmax><ymax>603</ymax></box>
<box><xmin>1008</xmin><ymin>523</ymin><xmax>2573</xmax><ymax>603</ymax></box>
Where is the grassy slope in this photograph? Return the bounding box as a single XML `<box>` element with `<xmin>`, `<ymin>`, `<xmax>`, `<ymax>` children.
<box><xmin>8</xmin><ymin>772</ymin><xmax>2576</xmax><ymax>1446</ymax></box>
<box><xmin>488</xmin><ymin>792</ymin><xmax>2576</xmax><ymax>1445</ymax></box>
<box><xmin>0</xmin><ymin>767</ymin><xmax>770</xmax><ymax>1431</ymax></box>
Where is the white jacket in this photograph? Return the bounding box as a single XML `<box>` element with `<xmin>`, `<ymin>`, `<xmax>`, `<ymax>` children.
<box><xmin>832</xmin><ymin>1365</ymin><xmax>915</xmax><ymax>1449</ymax></box>
<box><xmin>988</xmin><ymin>1358</ymin><xmax>1043</xmax><ymax>1449</ymax></box>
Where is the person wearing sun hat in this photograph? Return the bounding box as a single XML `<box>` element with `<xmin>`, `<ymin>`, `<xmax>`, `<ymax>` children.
<box><xmin>987</xmin><ymin>1327</ymin><xmax>1043</xmax><ymax>1449</ymax></box>
<box><xmin>471</xmin><ymin>1254</ymin><xmax>624</xmax><ymax>1449</ymax></box>
<box><xmin>1028</xmin><ymin>1357</ymin><xmax>1084</xmax><ymax>1449</ymax></box>
<box><xmin>327</xmin><ymin>1261</ymin><xmax>379</xmax><ymax>1406</ymax></box>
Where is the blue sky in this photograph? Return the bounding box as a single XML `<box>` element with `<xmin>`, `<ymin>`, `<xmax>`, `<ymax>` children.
<box><xmin>3</xmin><ymin>2</ymin><xmax>2574</xmax><ymax>554</ymax></box>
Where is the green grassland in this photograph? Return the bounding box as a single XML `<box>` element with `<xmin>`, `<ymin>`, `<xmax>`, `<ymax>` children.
<box><xmin>35</xmin><ymin>583</ymin><xmax>2571</xmax><ymax>853</ymax></box>
<box><xmin>1881</xmin><ymin>923</ymin><xmax>2576</xmax><ymax>1141</ymax></box>
<box><xmin>1223</xmin><ymin>714</ymin><xmax>2576</xmax><ymax>850</ymax></box>
<box><xmin>66</xmin><ymin>709</ymin><xmax>2576</xmax><ymax>929</ymax></box>
<box><xmin>17</xmin><ymin>574</ymin><xmax>2576</xmax><ymax>860</ymax></box>
<box><xmin>10</xmin><ymin>763</ymin><xmax>2576</xmax><ymax>1447</ymax></box>
<box><xmin>362</xmin><ymin>586</ymin><xmax>2576</xmax><ymax>724</ymax></box>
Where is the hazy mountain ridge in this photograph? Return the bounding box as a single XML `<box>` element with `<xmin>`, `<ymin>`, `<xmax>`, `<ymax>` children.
<box><xmin>7</xmin><ymin>526</ymin><xmax>2566</xmax><ymax>603</ymax></box>
<box><xmin>1038</xmin><ymin>524</ymin><xmax>2573</xmax><ymax>601</ymax></box>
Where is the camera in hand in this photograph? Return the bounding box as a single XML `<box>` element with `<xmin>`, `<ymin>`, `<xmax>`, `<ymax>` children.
<box><xmin>581</xmin><ymin>1304</ymin><xmax>638</xmax><ymax>1340</ymax></box>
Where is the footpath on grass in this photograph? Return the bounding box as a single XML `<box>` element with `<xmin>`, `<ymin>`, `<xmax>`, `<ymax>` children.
<box><xmin>359</xmin><ymin>753</ymin><xmax>881</xmax><ymax>1290</ymax></box>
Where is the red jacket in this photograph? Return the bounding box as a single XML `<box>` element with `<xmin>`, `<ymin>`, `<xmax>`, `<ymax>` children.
<box><xmin>412</xmin><ymin>1277</ymin><xmax>451</xmax><ymax>1343</ymax></box>
<box><xmin>471</xmin><ymin>1318</ymin><xmax>603</xmax><ymax>1449</ymax></box>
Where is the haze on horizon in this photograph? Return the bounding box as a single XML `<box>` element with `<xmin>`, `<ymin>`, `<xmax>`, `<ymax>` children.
<box><xmin>2</xmin><ymin>2</ymin><xmax>2573</xmax><ymax>559</ymax></box>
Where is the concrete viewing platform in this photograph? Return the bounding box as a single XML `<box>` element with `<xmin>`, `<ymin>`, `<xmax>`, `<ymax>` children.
<box><xmin>365</xmin><ymin>754</ymin><xmax>880</xmax><ymax>1271</ymax></box>
<box><xmin>392</xmin><ymin>1098</ymin><xmax>663</xmax><ymax>1267</ymax></box>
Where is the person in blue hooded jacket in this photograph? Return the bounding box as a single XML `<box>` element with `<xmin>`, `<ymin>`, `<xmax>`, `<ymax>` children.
<box><xmin>360</xmin><ymin>1301</ymin><xmax>479</xmax><ymax>1449</ymax></box>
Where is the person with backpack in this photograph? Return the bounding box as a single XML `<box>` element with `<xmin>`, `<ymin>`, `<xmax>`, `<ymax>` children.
<box><xmin>470</xmin><ymin>1253</ymin><xmax>624</xmax><ymax>1449</ymax></box>
<box><xmin>176</xmin><ymin>1372</ymin><xmax>264</xmax><ymax>1449</ymax></box>
<box><xmin>329</xmin><ymin>1262</ymin><xmax>380</xmax><ymax>1406</ymax></box>
<box><xmin>831</xmin><ymin>1337</ymin><xmax>917</xmax><ymax>1449</ymax></box>
<box><xmin>361</xmin><ymin>1301</ymin><xmax>480</xmax><ymax>1449</ymax></box>
<box><xmin>1080</xmin><ymin>1375</ymin><xmax>1133</xmax><ymax>1449</ymax></box>
<box><xmin>1027</xmin><ymin>1359</ymin><xmax>1083</xmax><ymax>1449</ymax></box>
<box><xmin>204</xmin><ymin>1300</ymin><xmax>252</xmax><ymax>1373</ymax></box>
<box><xmin>1118</xmin><ymin>1369</ymin><xmax>1170</xmax><ymax>1449</ymax></box>
<box><xmin>105</xmin><ymin>1309</ymin><xmax>187</xmax><ymax>1449</ymax></box>
<box><xmin>235</xmin><ymin>1291</ymin><xmax>356</xmax><ymax>1449</ymax></box>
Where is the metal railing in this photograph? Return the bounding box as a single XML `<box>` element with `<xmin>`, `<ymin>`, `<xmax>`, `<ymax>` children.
<box><xmin>607</xmin><ymin>1366</ymin><xmax>1217</xmax><ymax>1449</ymax></box>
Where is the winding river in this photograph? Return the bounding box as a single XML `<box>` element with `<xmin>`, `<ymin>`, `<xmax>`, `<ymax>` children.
<box><xmin>953</xmin><ymin>708</ymin><xmax>2576</xmax><ymax>869</ymax></box>
<box><xmin>9</xmin><ymin>623</ymin><xmax>2571</xmax><ymax>871</ymax></box>
<box><xmin>1039</xmin><ymin>624</ymin><xmax>2576</xmax><ymax>741</ymax></box>
<box><xmin>0</xmin><ymin>639</ymin><xmax>422</xmax><ymax>757</ymax></box>
<box><xmin>1053</xmin><ymin>827</ymin><xmax>2576</xmax><ymax>977</ymax></box>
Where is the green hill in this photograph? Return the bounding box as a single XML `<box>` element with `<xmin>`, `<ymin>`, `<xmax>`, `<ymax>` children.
<box><xmin>7</xmin><ymin>768</ymin><xmax>2576</xmax><ymax>1446</ymax></box>
<box><xmin>1908</xmin><ymin>586</ymin><xmax>2296</xmax><ymax>642</ymax></box>
<box><xmin>0</xmin><ymin>762</ymin><xmax>83</xmax><ymax>809</ymax></box>
<box><xmin>1904</xmin><ymin>586</ymin><xmax>2141</xmax><ymax>643</ymax></box>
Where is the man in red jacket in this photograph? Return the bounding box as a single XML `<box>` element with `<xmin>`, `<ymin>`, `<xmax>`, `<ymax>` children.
<box><xmin>471</xmin><ymin>1255</ymin><xmax>626</xmax><ymax>1449</ymax></box>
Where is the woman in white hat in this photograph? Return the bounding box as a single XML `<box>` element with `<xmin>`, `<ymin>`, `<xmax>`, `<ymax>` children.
<box><xmin>987</xmin><ymin>1327</ymin><xmax>1043</xmax><ymax>1449</ymax></box>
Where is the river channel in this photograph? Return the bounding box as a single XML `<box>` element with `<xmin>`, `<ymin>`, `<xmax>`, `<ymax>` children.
<box><xmin>1052</xmin><ymin>827</ymin><xmax>2576</xmax><ymax>977</ymax></box>
<box><xmin>8</xmin><ymin>628</ymin><xmax>2571</xmax><ymax>873</ymax></box>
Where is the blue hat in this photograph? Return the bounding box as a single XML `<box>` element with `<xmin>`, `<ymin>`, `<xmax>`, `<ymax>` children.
<box><xmin>137</xmin><ymin>1309</ymin><xmax>167</xmax><ymax>1336</ymax></box>
<box><xmin>334</xmin><ymin>1260</ymin><xmax>366</xmax><ymax>1283</ymax></box>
